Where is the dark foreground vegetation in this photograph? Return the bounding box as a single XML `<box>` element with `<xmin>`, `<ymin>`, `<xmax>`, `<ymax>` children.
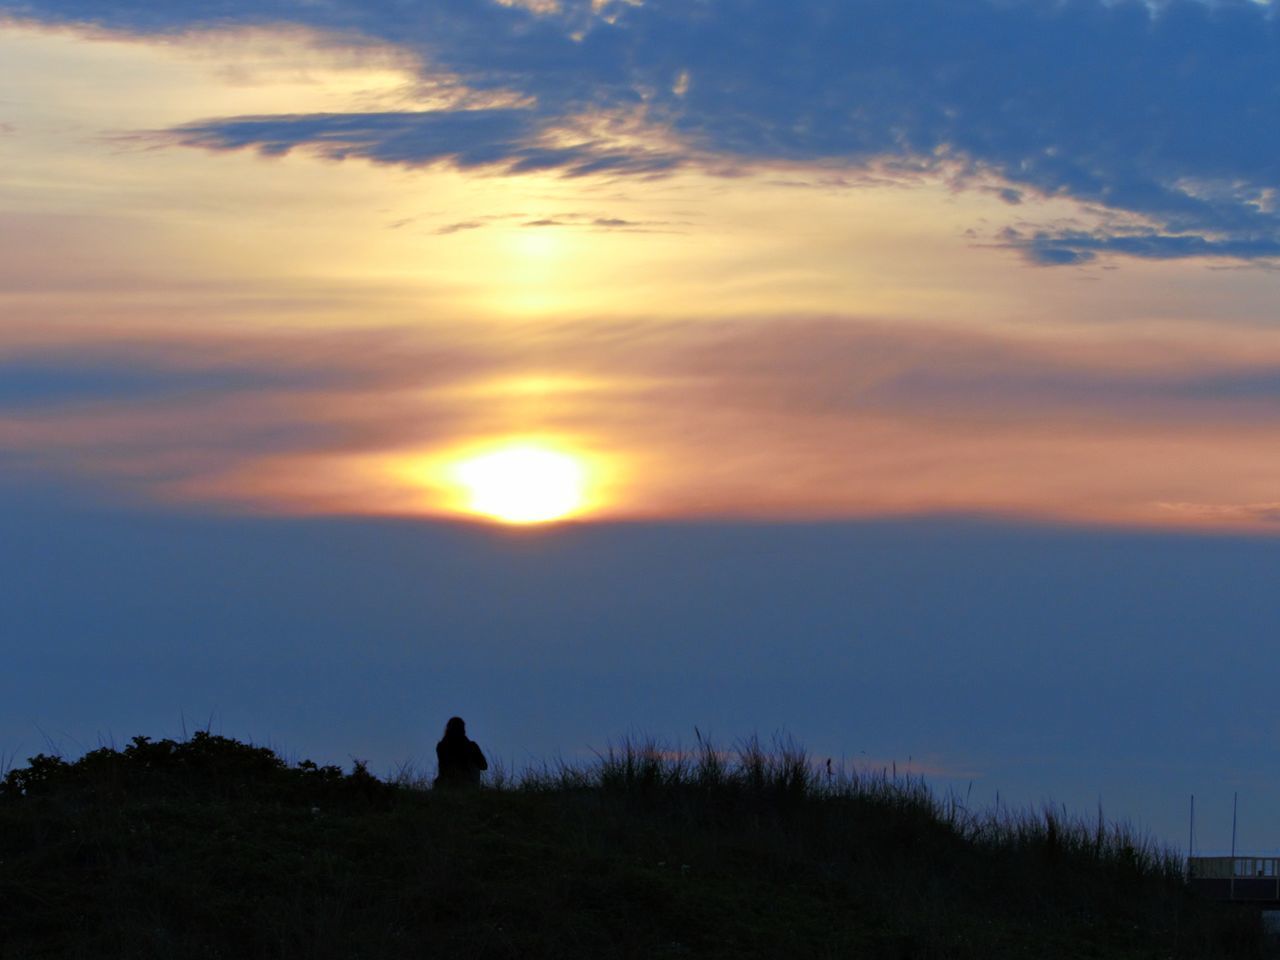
<box><xmin>1</xmin><ymin>732</ymin><xmax>1271</xmax><ymax>960</ymax></box>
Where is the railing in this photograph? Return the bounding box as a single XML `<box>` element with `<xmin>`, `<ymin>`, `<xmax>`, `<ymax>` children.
<box><xmin>1188</xmin><ymin>857</ymin><xmax>1280</xmax><ymax>903</ymax></box>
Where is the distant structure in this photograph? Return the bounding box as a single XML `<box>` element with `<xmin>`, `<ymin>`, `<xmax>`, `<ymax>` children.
<box><xmin>434</xmin><ymin>716</ymin><xmax>488</xmax><ymax>788</ymax></box>
<box><xmin>1188</xmin><ymin>856</ymin><xmax>1280</xmax><ymax>907</ymax></box>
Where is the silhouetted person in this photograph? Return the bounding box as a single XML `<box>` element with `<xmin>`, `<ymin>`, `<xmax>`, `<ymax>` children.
<box><xmin>434</xmin><ymin>716</ymin><xmax>487</xmax><ymax>788</ymax></box>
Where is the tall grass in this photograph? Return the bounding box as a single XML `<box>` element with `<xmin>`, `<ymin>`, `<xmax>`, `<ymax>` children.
<box><xmin>472</xmin><ymin>734</ymin><xmax>1239</xmax><ymax>956</ymax></box>
<box><xmin>466</xmin><ymin>732</ymin><xmax>1180</xmax><ymax>879</ymax></box>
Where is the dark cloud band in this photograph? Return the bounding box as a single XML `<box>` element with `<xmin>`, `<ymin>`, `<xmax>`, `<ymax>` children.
<box><xmin>170</xmin><ymin>109</ymin><xmax>685</xmax><ymax>177</ymax></box>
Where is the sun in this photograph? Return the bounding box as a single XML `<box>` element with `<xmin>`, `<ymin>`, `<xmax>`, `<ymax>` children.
<box><xmin>448</xmin><ymin>443</ymin><xmax>591</xmax><ymax>524</ymax></box>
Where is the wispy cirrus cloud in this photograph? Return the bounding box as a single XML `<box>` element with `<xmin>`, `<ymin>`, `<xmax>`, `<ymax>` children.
<box><xmin>4</xmin><ymin>0</ymin><xmax>1279</xmax><ymax>265</ymax></box>
<box><xmin>519</xmin><ymin>212</ymin><xmax>685</xmax><ymax>231</ymax></box>
<box><xmin>432</xmin><ymin>220</ymin><xmax>485</xmax><ymax>235</ymax></box>
<box><xmin>168</xmin><ymin>108</ymin><xmax>687</xmax><ymax>178</ymax></box>
<box><xmin>1159</xmin><ymin>501</ymin><xmax>1280</xmax><ymax>525</ymax></box>
<box><xmin>420</xmin><ymin>210</ymin><xmax>684</xmax><ymax>235</ymax></box>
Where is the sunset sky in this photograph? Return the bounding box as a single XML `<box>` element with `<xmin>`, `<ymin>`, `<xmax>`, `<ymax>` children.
<box><xmin>4</xmin><ymin>0</ymin><xmax>1280</xmax><ymax>850</ymax></box>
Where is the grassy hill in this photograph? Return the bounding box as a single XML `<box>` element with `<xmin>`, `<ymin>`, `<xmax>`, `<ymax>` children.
<box><xmin>0</xmin><ymin>732</ymin><xmax>1270</xmax><ymax>959</ymax></box>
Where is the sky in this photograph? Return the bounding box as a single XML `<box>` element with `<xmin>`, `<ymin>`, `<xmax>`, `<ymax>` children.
<box><xmin>2</xmin><ymin>0</ymin><xmax>1280</xmax><ymax>851</ymax></box>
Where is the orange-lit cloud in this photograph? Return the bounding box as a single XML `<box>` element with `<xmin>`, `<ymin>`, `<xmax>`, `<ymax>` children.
<box><xmin>6</xmin><ymin>316</ymin><xmax>1280</xmax><ymax>530</ymax></box>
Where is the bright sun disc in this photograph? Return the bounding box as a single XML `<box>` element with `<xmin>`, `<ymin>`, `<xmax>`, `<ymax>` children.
<box><xmin>450</xmin><ymin>444</ymin><xmax>589</xmax><ymax>524</ymax></box>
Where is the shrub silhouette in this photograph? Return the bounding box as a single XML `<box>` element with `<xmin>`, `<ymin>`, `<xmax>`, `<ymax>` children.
<box><xmin>0</xmin><ymin>731</ymin><xmax>389</xmax><ymax>808</ymax></box>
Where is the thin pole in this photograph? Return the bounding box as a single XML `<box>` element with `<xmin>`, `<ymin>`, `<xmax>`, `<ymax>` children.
<box><xmin>1231</xmin><ymin>792</ymin><xmax>1239</xmax><ymax>901</ymax></box>
<box><xmin>1188</xmin><ymin>794</ymin><xmax>1195</xmax><ymax>871</ymax></box>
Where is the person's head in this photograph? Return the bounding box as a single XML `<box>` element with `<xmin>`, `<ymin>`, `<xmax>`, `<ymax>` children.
<box><xmin>444</xmin><ymin>716</ymin><xmax>466</xmax><ymax>738</ymax></box>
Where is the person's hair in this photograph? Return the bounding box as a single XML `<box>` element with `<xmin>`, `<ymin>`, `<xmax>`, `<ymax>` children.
<box><xmin>444</xmin><ymin>716</ymin><xmax>466</xmax><ymax>738</ymax></box>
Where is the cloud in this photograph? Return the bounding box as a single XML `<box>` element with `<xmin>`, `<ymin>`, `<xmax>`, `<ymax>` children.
<box><xmin>1007</xmin><ymin>228</ymin><xmax>1280</xmax><ymax>266</ymax></box>
<box><xmin>168</xmin><ymin>107</ymin><xmax>686</xmax><ymax>177</ymax></box>
<box><xmin>10</xmin><ymin>314</ymin><xmax>1280</xmax><ymax>526</ymax></box>
<box><xmin>433</xmin><ymin>220</ymin><xmax>485</xmax><ymax>235</ymax></box>
<box><xmin>1158</xmin><ymin>501</ymin><xmax>1280</xmax><ymax>524</ymax></box>
<box><xmin>517</xmin><ymin>212</ymin><xmax>680</xmax><ymax>230</ymax></box>
<box><xmin>0</xmin><ymin>329</ymin><xmax>507</xmax><ymax>479</ymax></box>
<box><xmin>606</xmin><ymin>315</ymin><xmax>1280</xmax><ymax>428</ymax></box>
<box><xmin>7</xmin><ymin>0</ymin><xmax>1280</xmax><ymax>263</ymax></box>
<box><xmin>420</xmin><ymin>210</ymin><xmax>681</xmax><ymax>234</ymax></box>
<box><xmin>0</xmin><ymin>355</ymin><xmax>322</xmax><ymax>409</ymax></box>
